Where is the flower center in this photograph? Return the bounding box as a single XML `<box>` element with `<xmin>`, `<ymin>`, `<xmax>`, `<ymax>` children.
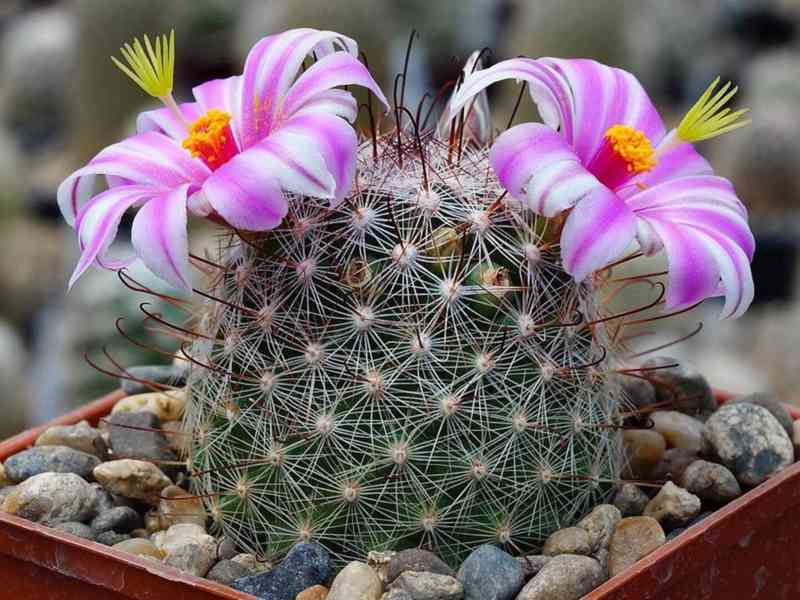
<box><xmin>604</xmin><ymin>124</ymin><xmax>656</xmax><ymax>174</ymax></box>
<box><xmin>182</xmin><ymin>110</ymin><xmax>237</xmax><ymax>168</ymax></box>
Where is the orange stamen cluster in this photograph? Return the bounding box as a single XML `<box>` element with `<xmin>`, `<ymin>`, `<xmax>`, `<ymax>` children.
<box><xmin>604</xmin><ymin>124</ymin><xmax>657</xmax><ymax>174</ymax></box>
<box><xmin>183</xmin><ymin>110</ymin><xmax>235</xmax><ymax>167</ymax></box>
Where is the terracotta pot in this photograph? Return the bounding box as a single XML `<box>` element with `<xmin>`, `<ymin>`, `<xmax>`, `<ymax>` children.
<box><xmin>1</xmin><ymin>391</ymin><xmax>799</xmax><ymax>599</ymax></box>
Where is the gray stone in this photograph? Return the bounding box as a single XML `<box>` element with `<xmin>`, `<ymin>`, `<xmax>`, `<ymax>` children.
<box><xmin>120</xmin><ymin>364</ymin><xmax>188</xmax><ymax>396</ymax></box>
<box><xmin>617</xmin><ymin>375</ymin><xmax>657</xmax><ymax>410</ymax></box>
<box><xmin>679</xmin><ymin>460</ymin><xmax>741</xmax><ymax>504</ymax></box>
<box><xmin>651</xmin><ymin>448</ymin><xmax>699</xmax><ymax>482</ymax></box>
<box><xmin>577</xmin><ymin>504</ymin><xmax>621</xmax><ymax>552</ymax></box>
<box><xmin>164</xmin><ymin>533</ymin><xmax>217</xmax><ymax>577</ymax></box>
<box><xmin>387</xmin><ymin>549</ymin><xmax>455</xmax><ymax>583</ymax></box>
<box><xmin>608</xmin><ymin>517</ymin><xmax>665</xmax><ymax>577</ymax></box>
<box><xmin>644</xmin><ymin>482</ymin><xmax>701</xmax><ymax>531</ymax></box>
<box><xmin>107</xmin><ymin>411</ymin><xmax>176</xmax><ymax>463</ymax></box>
<box><xmin>326</xmin><ymin>561</ymin><xmax>382</xmax><ymax>600</ymax></box>
<box><xmin>732</xmin><ymin>393</ymin><xmax>794</xmax><ymax>438</ymax></box>
<box><xmin>4</xmin><ymin>445</ymin><xmax>100</xmax><ymax>482</ymax></box>
<box><xmin>391</xmin><ymin>571</ymin><xmax>464</xmax><ymax>600</ymax></box>
<box><xmin>703</xmin><ymin>403</ymin><xmax>793</xmax><ymax>487</ymax></box>
<box><xmin>642</xmin><ymin>357</ymin><xmax>715</xmax><ymax>417</ymax></box>
<box><xmin>516</xmin><ymin>555</ymin><xmax>604</xmax><ymax>600</ymax></box>
<box><xmin>97</xmin><ymin>531</ymin><xmax>130</xmax><ymax>546</ymax></box>
<box><xmin>458</xmin><ymin>545</ymin><xmax>524</xmax><ymax>600</ymax></box>
<box><xmin>231</xmin><ymin>542</ymin><xmax>334</xmax><ymax>600</ymax></box>
<box><xmin>612</xmin><ymin>484</ymin><xmax>650</xmax><ymax>518</ymax></box>
<box><xmin>517</xmin><ymin>555</ymin><xmax>551</xmax><ymax>580</ymax></box>
<box><xmin>91</xmin><ymin>506</ymin><xmax>143</xmax><ymax>534</ymax></box>
<box><xmin>53</xmin><ymin>521</ymin><xmax>96</xmax><ymax>541</ymax></box>
<box><xmin>216</xmin><ymin>536</ymin><xmax>239</xmax><ymax>560</ymax></box>
<box><xmin>383</xmin><ymin>589</ymin><xmax>413</xmax><ymax>600</ymax></box>
<box><xmin>207</xmin><ymin>559</ymin><xmax>255</xmax><ymax>585</ymax></box>
<box><xmin>542</xmin><ymin>527</ymin><xmax>591</xmax><ymax>556</ymax></box>
<box><xmin>35</xmin><ymin>420</ymin><xmax>107</xmax><ymax>458</ymax></box>
<box><xmin>1</xmin><ymin>472</ymin><xmax>95</xmax><ymax>525</ymax></box>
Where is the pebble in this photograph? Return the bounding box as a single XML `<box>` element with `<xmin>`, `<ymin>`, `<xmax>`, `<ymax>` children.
<box><xmin>612</xmin><ymin>484</ymin><xmax>650</xmax><ymax>518</ymax></box>
<box><xmin>622</xmin><ymin>430</ymin><xmax>666</xmax><ymax>479</ymax></box>
<box><xmin>120</xmin><ymin>364</ymin><xmax>188</xmax><ymax>396</ymax></box>
<box><xmin>383</xmin><ymin>589</ymin><xmax>413</xmax><ymax>600</ymax></box>
<box><xmin>1</xmin><ymin>472</ymin><xmax>96</xmax><ymax>525</ymax></box>
<box><xmin>607</xmin><ymin>517</ymin><xmax>665</xmax><ymax>577</ymax></box>
<box><xmin>161</xmin><ymin>523</ymin><xmax>217</xmax><ymax>577</ymax></box>
<box><xmin>107</xmin><ymin>411</ymin><xmax>176</xmax><ymax>463</ymax></box>
<box><xmin>161</xmin><ymin>421</ymin><xmax>187</xmax><ymax>456</ymax></box>
<box><xmin>643</xmin><ymin>482</ymin><xmax>701</xmax><ymax>531</ymax></box>
<box><xmin>207</xmin><ymin>559</ymin><xmax>255</xmax><ymax>585</ymax></box>
<box><xmin>368</xmin><ymin>551</ymin><xmax>397</xmax><ymax>583</ymax></box>
<box><xmin>216</xmin><ymin>536</ymin><xmax>238</xmax><ymax>560</ymax></box>
<box><xmin>642</xmin><ymin>357</ymin><xmax>715</xmax><ymax>417</ymax></box>
<box><xmin>387</xmin><ymin>549</ymin><xmax>454</xmax><ymax>583</ymax></box>
<box><xmin>35</xmin><ymin>420</ymin><xmax>107</xmax><ymax>458</ymax></box>
<box><xmin>93</xmin><ymin>459</ymin><xmax>172</xmax><ymax>504</ymax></box>
<box><xmin>326</xmin><ymin>561</ymin><xmax>382</xmax><ymax>600</ymax></box>
<box><xmin>89</xmin><ymin>483</ymin><xmax>118</xmax><ymax>513</ymax></box>
<box><xmin>731</xmin><ymin>393</ymin><xmax>794</xmax><ymax>438</ymax></box>
<box><xmin>617</xmin><ymin>375</ymin><xmax>657</xmax><ymax>410</ymax></box>
<box><xmin>543</xmin><ymin>527</ymin><xmax>591</xmax><ymax>556</ymax></box>
<box><xmin>458</xmin><ymin>545</ymin><xmax>524</xmax><ymax>600</ymax></box>
<box><xmin>0</xmin><ymin>463</ymin><xmax>8</xmax><ymax>487</ymax></box>
<box><xmin>297</xmin><ymin>584</ymin><xmax>330</xmax><ymax>600</ymax></box>
<box><xmin>650</xmin><ymin>411</ymin><xmax>704</xmax><ymax>452</ymax></box>
<box><xmin>231</xmin><ymin>542</ymin><xmax>334</xmax><ymax>600</ymax></box>
<box><xmin>97</xmin><ymin>531</ymin><xmax>131</xmax><ymax>546</ymax></box>
<box><xmin>91</xmin><ymin>506</ymin><xmax>143</xmax><ymax>534</ymax></box>
<box><xmin>516</xmin><ymin>555</ymin><xmax>604</xmax><ymax>600</ymax></box>
<box><xmin>53</xmin><ymin>521</ymin><xmax>96</xmax><ymax>541</ymax></box>
<box><xmin>112</xmin><ymin>537</ymin><xmax>164</xmax><ymax>559</ymax></box>
<box><xmin>0</xmin><ymin>485</ymin><xmax>16</xmax><ymax>506</ymax></box>
<box><xmin>4</xmin><ymin>445</ymin><xmax>100</xmax><ymax>482</ymax></box>
<box><xmin>391</xmin><ymin>571</ymin><xmax>464</xmax><ymax>600</ymax></box>
<box><xmin>517</xmin><ymin>556</ymin><xmax>551</xmax><ymax>580</ymax></box>
<box><xmin>157</xmin><ymin>484</ymin><xmax>207</xmax><ymax>528</ymax></box>
<box><xmin>111</xmin><ymin>390</ymin><xmax>187</xmax><ymax>422</ymax></box>
<box><xmin>232</xmin><ymin>552</ymin><xmax>271</xmax><ymax>573</ymax></box>
<box><xmin>679</xmin><ymin>460</ymin><xmax>741</xmax><ymax>504</ymax></box>
<box><xmin>131</xmin><ymin>528</ymin><xmax>149</xmax><ymax>538</ymax></box>
<box><xmin>703</xmin><ymin>403</ymin><xmax>793</xmax><ymax>487</ymax></box>
<box><xmin>651</xmin><ymin>448</ymin><xmax>698</xmax><ymax>482</ymax></box>
<box><xmin>576</xmin><ymin>504</ymin><xmax>621</xmax><ymax>552</ymax></box>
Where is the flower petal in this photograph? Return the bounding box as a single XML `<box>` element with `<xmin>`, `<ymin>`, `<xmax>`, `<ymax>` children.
<box><xmin>239</xmin><ymin>28</ymin><xmax>359</xmax><ymax>148</ymax></box>
<box><xmin>282</xmin><ymin>51</ymin><xmax>388</xmax><ymax>119</ymax></box>
<box><xmin>438</xmin><ymin>50</ymin><xmax>492</xmax><ymax>145</ymax></box>
<box><xmin>136</xmin><ymin>102</ymin><xmax>203</xmax><ymax>141</ymax></box>
<box><xmin>192</xmin><ymin>76</ymin><xmax>243</xmax><ymax>147</ymax></box>
<box><xmin>58</xmin><ymin>132</ymin><xmax>210</xmax><ymax>225</ymax></box>
<box><xmin>560</xmin><ymin>187</ymin><xmax>636</xmax><ymax>282</ymax></box>
<box><xmin>291</xmin><ymin>89</ymin><xmax>359</xmax><ymax>121</ymax></box>
<box><xmin>131</xmin><ymin>184</ymin><xmax>192</xmax><ymax>290</ymax></box>
<box><xmin>490</xmin><ymin>123</ymin><xmax>603</xmax><ymax>216</ymax></box>
<box><xmin>69</xmin><ymin>185</ymin><xmax>153</xmax><ymax>288</ymax></box>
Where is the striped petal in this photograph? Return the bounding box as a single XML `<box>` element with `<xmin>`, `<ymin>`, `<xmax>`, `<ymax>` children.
<box><xmin>238</xmin><ymin>28</ymin><xmax>359</xmax><ymax>148</ymax></box>
<box><xmin>560</xmin><ymin>186</ymin><xmax>636</xmax><ymax>282</ymax></box>
<box><xmin>192</xmin><ymin>76</ymin><xmax>243</xmax><ymax>147</ymax></box>
<box><xmin>292</xmin><ymin>89</ymin><xmax>359</xmax><ymax>121</ymax></box>
<box><xmin>438</xmin><ymin>50</ymin><xmax>492</xmax><ymax>145</ymax></box>
<box><xmin>136</xmin><ymin>102</ymin><xmax>203</xmax><ymax>142</ymax></box>
<box><xmin>58</xmin><ymin>132</ymin><xmax>210</xmax><ymax>226</ymax></box>
<box><xmin>490</xmin><ymin>123</ymin><xmax>603</xmax><ymax>217</ymax></box>
<box><xmin>69</xmin><ymin>185</ymin><xmax>153</xmax><ymax>288</ymax></box>
<box><xmin>131</xmin><ymin>184</ymin><xmax>192</xmax><ymax>290</ymax></box>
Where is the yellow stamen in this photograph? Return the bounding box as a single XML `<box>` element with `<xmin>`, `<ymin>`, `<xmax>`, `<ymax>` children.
<box><xmin>604</xmin><ymin>124</ymin><xmax>657</xmax><ymax>173</ymax></box>
<box><xmin>111</xmin><ymin>30</ymin><xmax>175</xmax><ymax>99</ymax></box>
<box><xmin>182</xmin><ymin>110</ymin><xmax>234</xmax><ymax>165</ymax></box>
<box><xmin>677</xmin><ymin>77</ymin><xmax>751</xmax><ymax>143</ymax></box>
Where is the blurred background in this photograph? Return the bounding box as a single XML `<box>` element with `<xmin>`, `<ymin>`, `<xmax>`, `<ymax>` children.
<box><xmin>0</xmin><ymin>0</ymin><xmax>799</xmax><ymax>436</ymax></box>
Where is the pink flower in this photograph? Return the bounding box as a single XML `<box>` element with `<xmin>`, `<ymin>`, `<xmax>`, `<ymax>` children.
<box><xmin>59</xmin><ymin>29</ymin><xmax>388</xmax><ymax>290</ymax></box>
<box><xmin>450</xmin><ymin>58</ymin><xmax>754</xmax><ymax>318</ymax></box>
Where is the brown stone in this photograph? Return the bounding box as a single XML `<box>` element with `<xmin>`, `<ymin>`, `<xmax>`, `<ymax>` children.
<box><xmin>608</xmin><ymin>517</ymin><xmax>665</xmax><ymax>577</ymax></box>
<box><xmin>622</xmin><ymin>430</ymin><xmax>666</xmax><ymax>479</ymax></box>
<box><xmin>296</xmin><ymin>585</ymin><xmax>329</xmax><ymax>600</ymax></box>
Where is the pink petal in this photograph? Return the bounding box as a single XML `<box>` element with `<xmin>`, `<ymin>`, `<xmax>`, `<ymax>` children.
<box><xmin>239</xmin><ymin>28</ymin><xmax>359</xmax><ymax>148</ymax></box>
<box><xmin>69</xmin><ymin>185</ymin><xmax>153</xmax><ymax>288</ymax></box>
<box><xmin>291</xmin><ymin>89</ymin><xmax>359</xmax><ymax>121</ymax></box>
<box><xmin>438</xmin><ymin>50</ymin><xmax>492</xmax><ymax>145</ymax></box>
<box><xmin>282</xmin><ymin>52</ymin><xmax>389</xmax><ymax>119</ymax></box>
<box><xmin>277</xmin><ymin>112</ymin><xmax>357</xmax><ymax>203</ymax></box>
<box><xmin>628</xmin><ymin>131</ymin><xmax>712</xmax><ymax>192</ymax></box>
<box><xmin>695</xmin><ymin>226</ymin><xmax>754</xmax><ymax>319</ymax></box>
<box><xmin>560</xmin><ymin>187</ymin><xmax>636</xmax><ymax>282</ymax></box>
<box><xmin>131</xmin><ymin>184</ymin><xmax>192</xmax><ymax>290</ymax></box>
<box><xmin>490</xmin><ymin>123</ymin><xmax>602</xmax><ymax>216</ymax></box>
<box><xmin>136</xmin><ymin>102</ymin><xmax>203</xmax><ymax>142</ymax></box>
<box><xmin>192</xmin><ymin>76</ymin><xmax>243</xmax><ymax>147</ymax></box>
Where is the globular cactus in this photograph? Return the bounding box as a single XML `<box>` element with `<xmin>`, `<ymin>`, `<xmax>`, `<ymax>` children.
<box><xmin>184</xmin><ymin>130</ymin><xmax>625</xmax><ymax>566</ymax></box>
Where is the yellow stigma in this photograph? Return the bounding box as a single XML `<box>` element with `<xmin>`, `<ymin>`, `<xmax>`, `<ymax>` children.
<box><xmin>677</xmin><ymin>77</ymin><xmax>751</xmax><ymax>143</ymax></box>
<box><xmin>182</xmin><ymin>110</ymin><xmax>234</xmax><ymax>165</ymax></box>
<box><xmin>604</xmin><ymin>124</ymin><xmax>657</xmax><ymax>174</ymax></box>
<box><xmin>111</xmin><ymin>30</ymin><xmax>175</xmax><ymax>99</ymax></box>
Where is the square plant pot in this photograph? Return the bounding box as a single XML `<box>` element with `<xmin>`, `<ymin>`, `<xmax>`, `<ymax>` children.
<box><xmin>1</xmin><ymin>391</ymin><xmax>800</xmax><ymax>599</ymax></box>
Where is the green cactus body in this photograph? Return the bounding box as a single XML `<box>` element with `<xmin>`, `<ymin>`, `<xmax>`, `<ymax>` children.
<box><xmin>185</xmin><ymin>136</ymin><xmax>624</xmax><ymax>566</ymax></box>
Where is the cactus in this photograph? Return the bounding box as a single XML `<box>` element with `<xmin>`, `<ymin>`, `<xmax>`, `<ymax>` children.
<box><xmin>184</xmin><ymin>131</ymin><xmax>625</xmax><ymax>566</ymax></box>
